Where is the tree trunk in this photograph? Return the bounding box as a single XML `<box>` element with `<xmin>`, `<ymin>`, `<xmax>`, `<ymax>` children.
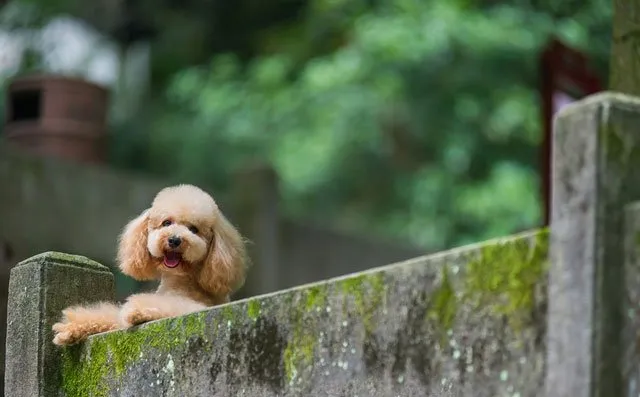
<box><xmin>610</xmin><ymin>0</ymin><xmax>640</xmax><ymax>94</ymax></box>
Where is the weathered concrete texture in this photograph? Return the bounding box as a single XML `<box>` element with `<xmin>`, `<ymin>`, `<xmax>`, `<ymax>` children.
<box><xmin>624</xmin><ymin>202</ymin><xmax>640</xmax><ymax>396</ymax></box>
<box><xmin>610</xmin><ymin>0</ymin><xmax>640</xmax><ymax>96</ymax></box>
<box><xmin>546</xmin><ymin>92</ymin><xmax>640</xmax><ymax>397</ymax></box>
<box><xmin>5</xmin><ymin>252</ymin><xmax>115</xmax><ymax>397</ymax></box>
<box><xmin>60</xmin><ymin>230</ymin><xmax>548</xmax><ymax>397</ymax></box>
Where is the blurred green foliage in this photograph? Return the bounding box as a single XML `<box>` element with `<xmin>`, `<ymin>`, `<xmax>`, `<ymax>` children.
<box><xmin>2</xmin><ymin>0</ymin><xmax>612</xmax><ymax>250</ymax></box>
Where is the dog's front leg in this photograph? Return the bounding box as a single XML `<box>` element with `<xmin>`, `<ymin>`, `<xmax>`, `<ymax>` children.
<box><xmin>119</xmin><ymin>293</ymin><xmax>208</xmax><ymax>327</ymax></box>
<box><xmin>52</xmin><ymin>302</ymin><xmax>121</xmax><ymax>346</ymax></box>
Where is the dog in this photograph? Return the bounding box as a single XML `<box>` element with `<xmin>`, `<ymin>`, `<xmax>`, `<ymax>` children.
<box><xmin>52</xmin><ymin>184</ymin><xmax>248</xmax><ymax>346</ymax></box>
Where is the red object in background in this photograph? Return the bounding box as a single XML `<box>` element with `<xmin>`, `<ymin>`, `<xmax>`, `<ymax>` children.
<box><xmin>4</xmin><ymin>75</ymin><xmax>109</xmax><ymax>164</ymax></box>
<box><xmin>539</xmin><ymin>38</ymin><xmax>602</xmax><ymax>226</ymax></box>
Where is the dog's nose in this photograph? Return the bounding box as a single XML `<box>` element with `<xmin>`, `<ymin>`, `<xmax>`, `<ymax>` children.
<box><xmin>168</xmin><ymin>236</ymin><xmax>182</xmax><ymax>248</ymax></box>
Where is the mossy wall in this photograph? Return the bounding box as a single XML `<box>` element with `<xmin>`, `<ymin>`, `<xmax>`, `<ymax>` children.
<box><xmin>58</xmin><ymin>229</ymin><xmax>549</xmax><ymax>397</ymax></box>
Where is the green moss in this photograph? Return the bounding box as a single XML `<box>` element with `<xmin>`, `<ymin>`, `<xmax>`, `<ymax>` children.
<box><xmin>282</xmin><ymin>283</ymin><xmax>338</xmax><ymax>387</ymax></box>
<box><xmin>220</xmin><ymin>305</ymin><xmax>236</xmax><ymax>324</ymax></box>
<box><xmin>61</xmin><ymin>342</ymin><xmax>110</xmax><ymax>397</ymax></box>
<box><xmin>283</xmin><ymin>329</ymin><xmax>315</xmax><ymax>386</ymax></box>
<box><xmin>369</xmin><ymin>273</ymin><xmax>386</xmax><ymax>301</ymax></box>
<box><xmin>247</xmin><ymin>300</ymin><xmax>262</xmax><ymax>321</ymax></box>
<box><xmin>60</xmin><ymin>311</ymin><xmax>210</xmax><ymax>396</ymax></box>
<box><xmin>282</xmin><ymin>272</ymin><xmax>388</xmax><ymax>387</ymax></box>
<box><xmin>340</xmin><ymin>272</ymin><xmax>386</xmax><ymax>333</ymax></box>
<box><xmin>304</xmin><ymin>286</ymin><xmax>327</xmax><ymax>312</ymax></box>
<box><xmin>182</xmin><ymin>310</ymin><xmax>208</xmax><ymax>336</ymax></box>
<box><xmin>463</xmin><ymin>229</ymin><xmax>549</xmax><ymax>331</ymax></box>
<box><xmin>423</xmin><ymin>230</ymin><xmax>548</xmax><ymax>346</ymax></box>
<box><xmin>427</xmin><ymin>266</ymin><xmax>458</xmax><ymax>332</ymax></box>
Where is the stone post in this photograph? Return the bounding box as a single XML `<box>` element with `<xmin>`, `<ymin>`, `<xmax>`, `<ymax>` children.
<box><xmin>4</xmin><ymin>252</ymin><xmax>115</xmax><ymax>397</ymax></box>
<box><xmin>0</xmin><ymin>240</ymin><xmax>15</xmax><ymax>396</ymax></box>
<box><xmin>623</xmin><ymin>202</ymin><xmax>640</xmax><ymax>396</ymax></box>
<box><xmin>546</xmin><ymin>93</ymin><xmax>640</xmax><ymax>397</ymax></box>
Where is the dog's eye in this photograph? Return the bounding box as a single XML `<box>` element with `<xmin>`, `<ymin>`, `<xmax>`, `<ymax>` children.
<box><xmin>161</xmin><ymin>220</ymin><xmax>172</xmax><ymax>227</ymax></box>
<box><xmin>188</xmin><ymin>226</ymin><xmax>199</xmax><ymax>234</ymax></box>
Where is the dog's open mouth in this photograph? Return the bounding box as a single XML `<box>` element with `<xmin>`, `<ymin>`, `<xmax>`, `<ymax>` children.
<box><xmin>163</xmin><ymin>251</ymin><xmax>182</xmax><ymax>268</ymax></box>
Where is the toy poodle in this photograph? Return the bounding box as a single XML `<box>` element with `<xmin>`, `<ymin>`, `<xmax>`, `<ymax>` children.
<box><xmin>52</xmin><ymin>184</ymin><xmax>248</xmax><ymax>346</ymax></box>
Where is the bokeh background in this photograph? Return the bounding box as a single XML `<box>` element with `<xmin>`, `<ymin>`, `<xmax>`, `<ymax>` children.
<box><xmin>0</xmin><ymin>0</ymin><xmax>612</xmax><ymax>252</ymax></box>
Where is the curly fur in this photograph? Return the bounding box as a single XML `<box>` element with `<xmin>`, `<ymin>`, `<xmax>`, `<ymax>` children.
<box><xmin>199</xmin><ymin>213</ymin><xmax>246</xmax><ymax>298</ymax></box>
<box><xmin>117</xmin><ymin>210</ymin><xmax>157</xmax><ymax>280</ymax></box>
<box><xmin>52</xmin><ymin>184</ymin><xmax>248</xmax><ymax>346</ymax></box>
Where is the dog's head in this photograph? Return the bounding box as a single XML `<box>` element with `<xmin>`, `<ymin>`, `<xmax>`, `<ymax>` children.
<box><xmin>117</xmin><ymin>184</ymin><xmax>247</xmax><ymax>298</ymax></box>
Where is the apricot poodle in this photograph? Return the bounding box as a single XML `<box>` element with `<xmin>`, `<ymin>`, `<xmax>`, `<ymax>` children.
<box><xmin>52</xmin><ymin>184</ymin><xmax>248</xmax><ymax>346</ymax></box>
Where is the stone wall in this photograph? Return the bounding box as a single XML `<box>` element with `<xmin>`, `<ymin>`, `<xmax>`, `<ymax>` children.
<box><xmin>7</xmin><ymin>231</ymin><xmax>549</xmax><ymax>397</ymax></box>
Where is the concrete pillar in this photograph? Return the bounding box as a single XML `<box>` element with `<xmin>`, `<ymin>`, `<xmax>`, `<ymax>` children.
<box><xmin>623</xmin><ymin>202</ymin><xmax>640</xmax><ymax>396</ymax></box>
<box><xmin>546</xmin><ymin>93</ymin><xmax>640</xmax><ymax>397</ymax></box>
<box><xmin>4</xmin><ymin>252</ymin><xmax>114</xmax><ymax>397</ymax></box>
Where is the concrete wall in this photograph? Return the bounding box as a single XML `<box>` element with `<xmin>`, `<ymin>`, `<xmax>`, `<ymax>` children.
<box><xmin>278</xmin><ymin>220</ymin><xmax>423</xmax><ymax>289</ymax></box>
<box><xmin>8</xmin><ymin>230</ymin><xmax>549</xmax><ymax>397</ymax></box>
<box><xmin>0</xmin><ymin>142</ymin><xmax>425</xmax><ymax>394</ymax></box>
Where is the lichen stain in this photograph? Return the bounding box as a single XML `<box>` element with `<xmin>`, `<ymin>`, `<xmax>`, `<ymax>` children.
<box><xmin>383</xmin><ymin>230</ymin><xmax>548</xmax><ymax>392</ymax></box>
<box><xmin>60</xmin><ymin>310</ymin><xmax>210</xmax><ymax>396</ymax></box>
<box><xmin>281</xmin><ymin>277</ymin><xmax>384</xmax><ymax>393</ymax></box>
<box><xmin>340</xmin><ymin>272</ymin><xmax>387</xmax><ymax>334</ymax></box>
<box><xmin>388</xmin><ymin>289</ymin><xmax>438</xmax><ymax>390</ymax></box>
<box><xmin>601</xmin><ymin>120</ymin><xmax>627</xmax><ymax>163</ymax></box>
<box><xmin>305</xmin><ymin>285</ymin><xmax>327</xmax><ymax>312</ymax></box>
<box><xmin>227</xmin><ymin>316</ymin><xmax>286</xmax><ymax>394</ymax></box>
<box><xmin>463</xmin><ymin>229</ymin><xmax>549</xmax><ymax>332</ymax></box>
<box><xmin>601</xmin><ymin>118</ymin><xmax>640</xmax><ymax>173</ymax></box>
<box><xmin>247</xmin><ymin>300</ymin><xmax>261</xmax><ymax>321</ymax></box>
<box><xmin>427</xmin><ymin>266</ymin><xmax>458</xmax><ymax>334</ymax></box>
<box><xmin>283</xmin><ymin>287</ymin><xmax>325</xmax><ymax>390</ymax></box>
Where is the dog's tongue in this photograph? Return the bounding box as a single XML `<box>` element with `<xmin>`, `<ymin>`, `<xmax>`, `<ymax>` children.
<box><xmin>163</xmin><ymin>252</ymin><xmax>181</xmax><ymax>268</ymax></box>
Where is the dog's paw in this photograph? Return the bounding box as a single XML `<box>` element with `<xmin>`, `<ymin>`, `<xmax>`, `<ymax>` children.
<box><xmin>52</xmin><ymin>321</ymin><xmax>83</xmax><ymax>346</ymax></box>
<box><xmin>120</xmin><ymin>306</ymin><xmax>164</xmax><ymax>328</ymax></box>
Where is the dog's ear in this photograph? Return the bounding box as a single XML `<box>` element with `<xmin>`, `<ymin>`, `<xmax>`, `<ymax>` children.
<box><xmin>198</xmin><ymin>213</ymin><xmax>247</xmax><ymax>300</ymax></box>
<box><xmin>117</xmin><ymin>209</ymin><xmax>158</xmax><ymax>280</ymax></box>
